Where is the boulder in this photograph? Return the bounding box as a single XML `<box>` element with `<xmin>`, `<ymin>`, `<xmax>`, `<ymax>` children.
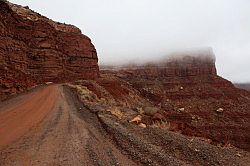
<box><xmin>216</xmin><ymin>108</ymin><xmax>224</xmax><ymax>113</ymax></box>
<box><xmin>143</xmin><ymin>107</ymin><xmax>160</xmax><ymax>116</ymax></box>
<box><xmin>138</xmin><ymin>123</ymin><xmax>147</xmax><ymax>128</ymax></box>
<box><xmin>129</xmin><ymin>115</ymin><xmax>142</xmax><ymax>124</ymax></box>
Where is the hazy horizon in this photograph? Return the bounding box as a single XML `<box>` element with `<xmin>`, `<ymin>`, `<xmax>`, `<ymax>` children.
<box><xmin>10</xmin><ymin>0</ymin><xmax>250</xmax><ymax>83</ymax></box>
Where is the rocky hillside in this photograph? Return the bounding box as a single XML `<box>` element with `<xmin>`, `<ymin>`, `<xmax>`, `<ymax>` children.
<box><xmin>235</xmin><ymin>83</ymin><xmax>250</xmax><ymax>91</ymax></box>
<box><xmin>92</xmin><ymin>49</ymin><xmax>250</xmax><ymax>152</ymax></box>
<box><xmin>0</xmin><ymin>1</ymin><xmax>99</xmax><ymax>100</ymax></box>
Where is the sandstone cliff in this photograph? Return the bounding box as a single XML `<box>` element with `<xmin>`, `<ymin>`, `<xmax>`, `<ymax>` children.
<box><xmin>0</xmin><ymin>1</ymin><xmax>99</xmax><ymax>100</ymax></box>
<box><xmin>111</xmin><ymin>48</ymin><xmax>217</xmax><ymax>80</ymax></box>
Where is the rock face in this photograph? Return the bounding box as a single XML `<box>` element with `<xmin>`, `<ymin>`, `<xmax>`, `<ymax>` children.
<box><xmin>0</xmin><ymin>1</ymin><xmax>99</xmax><ymax>100</ymax></box>
<box><xmin>113</xmin><ymin>48</ymin><xmax>217</xmax><ymax>80</ymax></box>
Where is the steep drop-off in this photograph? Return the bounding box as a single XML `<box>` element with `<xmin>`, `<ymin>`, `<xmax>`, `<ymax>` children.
<box><xmin>0</xmin><ymin>1</ymin><xmax>99</xmax><ymax>100</ymax></box>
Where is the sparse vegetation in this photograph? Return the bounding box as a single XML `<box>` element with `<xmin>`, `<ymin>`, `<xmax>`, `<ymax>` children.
<box><xmin>143</xmin><ymin>106</ymin><xmax>160</xmax><ymax>116</ymax></box>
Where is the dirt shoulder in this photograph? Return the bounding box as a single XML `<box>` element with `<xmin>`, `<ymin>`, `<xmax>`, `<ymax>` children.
<box><xmin>68</xmin><ymin>80</ymin><xmax>250</xmax><ymax>166</ymax></box>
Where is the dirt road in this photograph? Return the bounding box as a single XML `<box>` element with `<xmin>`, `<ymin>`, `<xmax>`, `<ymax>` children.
<box><xmin>0</xmin><ymin>84</ymin><xmax>249</xmax><ymax>166</ymax></box>
<box><xmin>0</xmin><ymin>85</ymin><xmax>135</xmax><ymax>165</ymax></box>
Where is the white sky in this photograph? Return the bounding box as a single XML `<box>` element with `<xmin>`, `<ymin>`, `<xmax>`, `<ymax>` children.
<box><xmin>10</xmin><ymin>0</ymin><xmax>250</xmax><ymax>83</ymax></box>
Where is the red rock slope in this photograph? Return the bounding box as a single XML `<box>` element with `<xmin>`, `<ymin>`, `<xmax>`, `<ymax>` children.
<box><xmin>0</xmin><ymin>1</ymin><xmax>99</xmax><ymax>100</ymax></box>
<box><xmin>101</xmin><ymin>49</ymin><xmax>250</xmax><ymax>152</ymax></box>
<box><xmin>235</xmin><ymin>83</ymin><xmax>250</xmax><ymax>91</ymax></box>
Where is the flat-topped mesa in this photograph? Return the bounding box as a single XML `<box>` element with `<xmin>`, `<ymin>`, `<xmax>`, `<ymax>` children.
<box><xmin>117</xmin><ymin>48</ymin><xmax>217</xmax><ymax>79</ymax></box>
<box><xmin>161</xmin><ymin>48</ymin><xmax>217</xmax><ymax>76</ymax></box>
<box><xmin>0</xmin><ymin>1</ymin><xmax>99</xmax><ymax>100</ymax></box>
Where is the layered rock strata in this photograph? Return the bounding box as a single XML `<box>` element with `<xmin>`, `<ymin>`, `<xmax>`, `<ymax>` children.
<box><xmin>113</xmin><ymin>48</ymin><xmax>217</xmax><ymax>80</ymax></box>
<box><xmin>0</xmin><ymin>1</ymin><xmax>99</xmax><ymax>100</ymax></box>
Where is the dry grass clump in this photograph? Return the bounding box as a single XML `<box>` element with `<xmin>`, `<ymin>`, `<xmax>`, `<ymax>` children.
<box><xmin>107</xmin><ymin>107</ymin><xmax>123</xmax><ymax>119</ymax></box>
<box><xmin>151</xmin><ymin>120</ymin><xmax>170</xmax><ymax>129</ymax></box>
<box><xmin>67</xmin><ymin>84</ymin><xmax>99</xmax><ymax>103</ymax></box>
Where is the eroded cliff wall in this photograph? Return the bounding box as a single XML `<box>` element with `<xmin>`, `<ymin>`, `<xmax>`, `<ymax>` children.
<box><xmin>114</xmin><ymin>48</ymin><xmax>217</xmax><ymax>80</ymax></box>
<box><xmin>0</xmin><ymin>1</ymin><xmax>99</xmax><ymax>100</ymax></box>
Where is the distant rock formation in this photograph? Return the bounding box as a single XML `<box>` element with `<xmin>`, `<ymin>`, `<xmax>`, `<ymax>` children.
<box><xmin>235</xmin><ymin>83</ymin><xmax>250</xmax><ymax>91</ymax></box>
<box><xmin>107</xmin><ymin>48</ymin><xmax>217</xmax><ymax>81</ymax></box>
<box><xmin>0</xmin><ymin>1</ymin><xmax>99</xmax><ymax>100</ymax></box>
<box><xmin>107</xmin><ymin>48</ymin><xmax>237</xmax><ymax>100</ymax></box>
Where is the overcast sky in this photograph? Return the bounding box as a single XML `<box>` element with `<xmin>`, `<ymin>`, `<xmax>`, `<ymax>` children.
<box><xmin>10</xmin><ymin>0</ymin><xmax>250</xmax><ymax>83</ymax></box>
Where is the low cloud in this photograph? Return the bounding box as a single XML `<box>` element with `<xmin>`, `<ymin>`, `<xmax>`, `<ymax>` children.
<box><xmin>10</xmin><ymin>0</ymin><xmax>250</xmax><ymax>82</ymax></box>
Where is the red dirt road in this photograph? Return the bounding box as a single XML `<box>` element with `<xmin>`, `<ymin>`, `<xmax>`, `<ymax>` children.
<box><xmin>0</xmin><ymin>85</ymin><xmax>135</xmax><ymax>165</ymax></box>
<box><xmin>0</xmin><ymin>85</ymin><xmax>59</xmax><ymax>148</ymax></box>
<box><xmin>1</xmin><ymin>84</ymin><xmax>250</xmax><ymax>166</ymax></box>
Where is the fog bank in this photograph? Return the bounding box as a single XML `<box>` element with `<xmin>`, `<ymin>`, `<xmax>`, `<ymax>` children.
<box><xmin>10</xmin><ymin>0</ymin><xmax>250</xmax><ymax>82</ymax></box>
